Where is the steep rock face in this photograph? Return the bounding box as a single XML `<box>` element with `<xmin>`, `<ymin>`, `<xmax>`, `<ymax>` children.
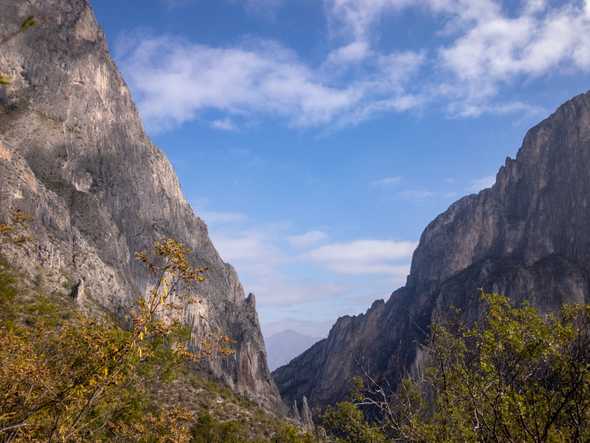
<box><xmin>0</xmin><ymin>0</ymin><xmax>282</xmax><ymax>410</ymax></box>
<box><xmin>274</xmin><ymin>90</ymin><xmax>590</xmax><ymax>408</ymax></box>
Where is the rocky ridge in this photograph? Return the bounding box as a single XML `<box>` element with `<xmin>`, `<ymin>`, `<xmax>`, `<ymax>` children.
<box><xmin>274</xmin><ymin>90</ymin><xmax>590</xmax><ymax>409</ymax></box>
<box><xmin>0</xmin><ymin>0</ymin><xmax>282</xmax><ymax>410</ymax></box>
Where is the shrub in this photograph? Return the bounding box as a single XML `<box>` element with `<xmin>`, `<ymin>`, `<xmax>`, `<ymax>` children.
<box><xmin>325</xmin><ymin>293</ymin><xmax>590</xmax><ymax>442</ymax></box>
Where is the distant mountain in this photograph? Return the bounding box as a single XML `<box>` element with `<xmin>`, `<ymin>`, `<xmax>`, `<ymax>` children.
<box><xmin>274</xmin><ymin>90</ymin><xmax>590</xmax><ymax>409</ymax></box>
<box><xmin>266</xmin><ymin>330</ymin><xmax>320</xmax><ymax>371</ymax></box>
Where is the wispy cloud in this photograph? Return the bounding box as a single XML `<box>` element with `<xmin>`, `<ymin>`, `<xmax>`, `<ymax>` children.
<box><xmin>212</xmin><ymin>228</ymin><xmax>285</xmax><ymax>279</ymax></box>
<box><xmin>325</xmin><ymin>0</ymin><xmax>415</xmax><ymax>41</ymax></box>
<box><xmin>199</xmin><ymin>210</ymin><xmax>248</xmax><ymax>225</ymax></box>
<box><xmin>211</xmin><ymin>118</ymin><xmax>238</xmax><ymax>131</ymax></box>
<box><xmin>307</xmin><ymin>239</ymin><xmax>416</xmax><ymax>276</ymax></box>
<box><xmin>116</xmin><ymin>33</ymin><xmax>424</xmax><ymax>132</ymax></box>
<box><xmin>196</xmin><ymin>205</ymin><xmax>417</xmax><ymax>335</ymax></box>
<box><xmin>288</xmin><ymin>230</ymin><xmax>328</xmax><ymax>249</ymax></box>
<box><xmin>370</xmin><ymin>176</ymin><xmax>402</xmax><ymax>187</ymax></box>
<box><xmin>126</xmin><ymin>1</ymin><xmax>590</xmax><ymax>132</ymax></box>
<box><xmin>208</xmin><ymin>222</ymin><xmax>410</xmax><ymax>328</ymax></box>
<box><xmin>325</xmin><ymin>40</ymin><xmax>371</xmax><ymax>65</ymax></box>
<box><xmin>326</xmin><ymin>0</ymin><xmax>590</xmax><ymax>116</ymax></box>
<box><xmin>397</xmin><ymin>189</ymin><xmax>436</xmax><ymax>200</ymax></box>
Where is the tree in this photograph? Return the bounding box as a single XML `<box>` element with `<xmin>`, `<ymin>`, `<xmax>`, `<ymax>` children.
<box><xmin>325</xmin><ymin>292</ymin><xmax>590</xmax><ymax>443</ymax></box>
<box><xmin>0</xmin><ymin>210</ymin><xmax>235</xmax><ymax>441</ymax></box>
<box><xmin>321</xmin><ymin>401</ymin><xmax>387</xmax><ymax>443</ymax></box>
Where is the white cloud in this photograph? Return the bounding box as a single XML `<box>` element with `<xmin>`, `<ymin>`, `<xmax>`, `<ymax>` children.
<box><xmin>212</xmin><ymin>228</ymin><xmax>284</xmax><ymax>278</ymax></box>
<box><xmin>199</xmin><ymin>210</ymin><xmax>248</xmax><ymax>224</ymax></box>
<box><xmin>116</xmin><ymin>34</ymin><xmax>424</xmax><ymax>132</ymax></box>
<box><xmin>469</xmin><ymin>175</ymin><xmax>496</xmax><ymax>192</ymax></box>
<box><xmin>207</xmin><ymin>221</ymin><xmax>338</xmax><ymax>307</ymax></box>
<box><xmin>324</xmin><ymin>0</ymin><xmax>590</xmax><ymax>116</ymax></box>
<box><xmin>436</xmin><ymin>1</ymin><xmax>590</xmax><ymax>114</ymax></box>
<box><xmin>288</xmin><ymin>230</ymin><xmax>328</xmax><ymax>248</ymax></box>
<box><xmin>371</xmin><ymin>176</ymin><xmax>402</xmax><ymax>186</ymax></box>
<box><xmin>436</xmin><ymin>3</ymin><xmax>590</xmax><ymax>112</ymax></box>
<box><xmin>127</xmin><ymin>1</ymin><xmax>590</xmax><ymax>131</ymax></box>
<box><xmin>250</xmin><ymin>278</ymin><xmax>347</xmax><ymax>307</ymax></box>
<box><xmin>326</xmin><ymin>0</ymin><xmax>416</xmax><ymax>40</ymax></box>
<box><xmin>211</xmin><ymin>118</ymin><xmax>237</xmax><ymax>131</ymax></box>
<box><xmin>212</xmin><ymin>229</ymin><xmax>335</xmax><ymax>317</ymax></box>
<box><xmin>307</xmin><ymin>239</ymin><xmax>416</xmax><ymax>276</ymax></box>
<box><xmin>117</xmin><ymin>36</ymin><xmax>358</xmax><ymax>131</ymax></box>
<box><xmin>447</xmin><ymin>100</ymin><xmax>546</xmax><ymax>118</ymax></box>
<box><xmin>197</xmin><ymin>207</ymin><xmax>417</xmax><ymax>336</ymax></box>
<box><xmin>326</xmin><ymin>41</ymin><xmax>371</xmax><ymax>65</ymax></box>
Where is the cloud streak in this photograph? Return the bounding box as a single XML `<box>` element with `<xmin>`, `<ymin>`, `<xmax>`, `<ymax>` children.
<box><xmin>120</xmin><ymin>1</ymin><xmax>590</xmax><ymax>132</ymax></box>
<box><xmin>116</xmin><ymin>35</ymin><xmax>423</xmax><ymax>132</ymax></box>
<box><xmin>197</xmin><ymin>207</ymin><xmax>416</xmax><ymax>329</ymax></box>
<box><xmin>288</xmin><ymin>230</ymin><xmax>328</xmax><ymax>249</ymax></box>
<box><xmin>307</xmin><ymin>239</ymin><xmax>416</xmax><ymax>276</ymax></box>
<box><xmin>327</xmin><ymin>0</ymin><xmax>590</xmax><ymax>116</ymax></box>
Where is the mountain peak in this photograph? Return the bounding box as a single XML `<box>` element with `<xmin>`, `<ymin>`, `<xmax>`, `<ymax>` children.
<box><xmin>0</xmin><ymin>0</ymin><xmax>282</xmax><ymax>410</ymax></box>
<box><xmin>274</xmin><ymin>88</ymin><xmax>590</xmax><ymax>408</ymax></box>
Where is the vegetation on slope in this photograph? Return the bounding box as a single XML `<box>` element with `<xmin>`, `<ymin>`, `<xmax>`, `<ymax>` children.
<box><xmin>2</xmin><ymin>207</ymin><xmax>590</xmax><ymax>442</ymax></box>
<box><xmin>321</xmin><ymin>293</ymin><xmax>590</xmax><ymax>442</ymax></box>
<box><xmin>0</xmin><ymin>211</ymin><xmax>313</xmax><ymax>442</ymax></box>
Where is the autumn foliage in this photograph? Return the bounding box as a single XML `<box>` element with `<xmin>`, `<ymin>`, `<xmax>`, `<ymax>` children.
<box><xmin>322</xmin><ymin>293</ymin><xmax>590</xmax><ymax>442</ymax></box>
<box><xmin>0</xmin><ymin>213</ymin><xmax>235</xmax><ymax>442</ymax></box>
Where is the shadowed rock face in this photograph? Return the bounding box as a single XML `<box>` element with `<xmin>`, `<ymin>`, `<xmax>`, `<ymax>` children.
<box><xmin>0</xmin><ymin>0</ymin><xmax>282</xmax><ymax>410</ymax></box>
<box><xmin>274</xmin><ymin>90</ymin><xmax>590</xmax><ymax>409</ymax></box>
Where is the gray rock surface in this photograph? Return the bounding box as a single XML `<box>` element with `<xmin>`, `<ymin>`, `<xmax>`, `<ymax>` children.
<box><xmin>0</xmin><ymin>0</ymin><xmax>282</xmax><ymax>410</ymax></box>
<box><xmin>300</xmin><ymin>396</ymin><xmax>314</xmax><ymax>432</ymax></box>
<box><xmin>274</xmin><ymin>90</ymin><xmax>590</xmax><ymax>409</ymax></box>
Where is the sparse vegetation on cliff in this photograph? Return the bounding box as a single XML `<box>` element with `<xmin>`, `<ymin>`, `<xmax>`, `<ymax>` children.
<box><xmin>0</xmin><ymin>15</ymin><xmax>37</xmax><ymax>86</ymax></box>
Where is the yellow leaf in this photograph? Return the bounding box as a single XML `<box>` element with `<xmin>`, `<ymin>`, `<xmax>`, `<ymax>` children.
<box><xmin>0</xmin><ymin>75</ymin><xmax>12</xmax><ymax>86</ymax></box>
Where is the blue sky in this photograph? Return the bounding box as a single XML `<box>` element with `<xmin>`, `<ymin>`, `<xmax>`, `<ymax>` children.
<box><xmin>92</xmin><ymin>0</ymin><xmax>590</xmax><ymax>338</ymax></box>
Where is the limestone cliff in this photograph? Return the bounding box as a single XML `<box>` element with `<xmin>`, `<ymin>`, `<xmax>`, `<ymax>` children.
<box><xmin>0</xmin><ymin>0</ymin><xmax>282</xmax><ymax>410</ymax></box>
<box><xmin>274</xmin><ymin>90</ymin><xmax>590</xmax><ymax>409</ymax></box>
